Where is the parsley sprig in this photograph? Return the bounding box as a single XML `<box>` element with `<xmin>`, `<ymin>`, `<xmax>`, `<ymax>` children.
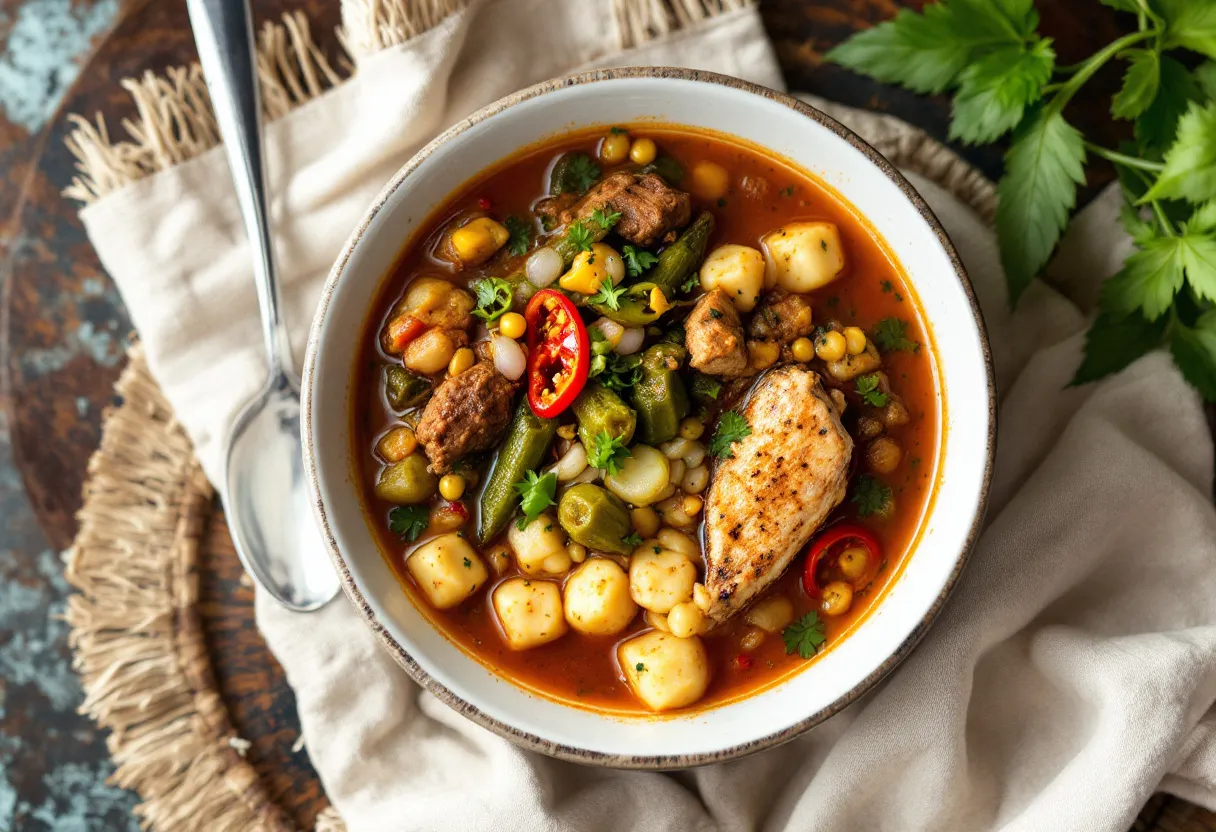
<box><xmin>871</xmin><ymin>317</ymin><xmax>919</xmax><ymax>354</ymax></box>
<box><xmin>504</xmin><ymin>216</ymin><xmax>532</xmax><ymax>256</ymax></box>
<box><xmin>852</xmin><ymin>475</ymin><xmax>892</xmax><ymax>519</ymax></box>
<box><xmin>829</xmin><ymin>0</ymin><xmax>1216</xmax><ymax>399</ymax></box>
<box><xmin>513</xmin><ymin>470</ymin><xmax>556</xmax><ymax>530</ymax></box>
<box><xmin>856</xmin><ymin>374</ymin><xmax>890</xmax><ymax>407</ymax></box>
<box><xmin>709</xmin><ymin>410</ymin><xmax>752</xmax><ymax>459</ymax></box>
<box><xmin>590</xmin><ymin>280</ymin><xmax>627</xmax><ymax>310</ymax></box>
<box><xmin>589</xmin><ymin>330</ymin><xmax>643</xmax><ymax>391</ymax></box>
<box><xmin>591</xmin><ymin>207</ymin><xmax>622</xmax><ymax>230</ymax></box>
<box><xmin>388</xmin><ymin>505</ymin><xmax>429</xmax><ymax>542</ymax></box>
<box><xmin>565</xmin><ymin>220</ymin><xmax>595</xmax><ymax>253</ymax></box>
<box><xmin>471</xmin><ymin>277</ymin><xmax>513</xmax><ymax>323</ymax></box>
<box><xmin>588</xmin><ymin>431</ymin><xmax>631</xmax><ymax>474</ymax></box>
<box><xmin>622</xmin><ymin>244</ymin><xmax>659</xmax><ymax>279</ymax></box>
<box><xmin>782</xmin><ymin>612</ymin><xmax>827</xmax><ymax>659</ymax></box>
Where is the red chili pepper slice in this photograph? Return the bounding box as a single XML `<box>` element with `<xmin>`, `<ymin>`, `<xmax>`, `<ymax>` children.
<box><xmin>801</xmin><ymin>523</ymin><xmax>881</xmax><ymax>598</ymax></box>
<box><xmin>477</xmin><ymin>197</ymin><xmax>493</xmax><ymax>210</ymax></box>
<box><xmin>525</xmin><ymin>289</ymin><xmax>590</xmax><ymax>418</ymax></box>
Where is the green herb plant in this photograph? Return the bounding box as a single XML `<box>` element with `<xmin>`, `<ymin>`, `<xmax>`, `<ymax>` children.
<box><xmin>829</xmin><ymin>0</ymin><xmax>1216</xmax><ymax>397</ymax></box>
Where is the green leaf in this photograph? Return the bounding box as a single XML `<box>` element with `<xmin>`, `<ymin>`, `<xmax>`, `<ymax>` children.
<box><xmin>471</xmin><ymin>277</ymin><xmax>514</xmax><ymax>323</ymax></box>
<box><xmin>1112</xmin><ymin>49</ymin><xmax>1161</xmax><ymax>121</ymax></box>
<box><xmin>1188</xmin><ymin>201</ymin><xmax>1216</xmax><ymax>233</ymax></box>
<box><xmin>1136</xmin><ymin>56</ymin><xmax>1204</xmax><ymax>153</ymax></box>
<box><xmin>871</xmin><ymin>317</ymin><xmax>920</xmax><ymax>353</ymax></box>
<box><xmin>565</xmin><ymin>220</ymin><xmax>595</xmax><ymax>253</ymax></box>
<box><xmin>709</xmin><ymin>410</ymin><xmax>752</xmax><ymax>459</ymax></box>
<box><xmin>622</xmin><ymin>245</ymin><xmax>659</xmax><ymax>279</ymax></box>
<box><xmin>1160</xmin><ymin>0</ymin><xmax>1216</xmax><ymax>60</ymax></box>
<box><xmin>781</xmin><ymin>612</ymin><xmax>827</xmax><ymax>659</ymax></box>
<box><xmin>856</xmin><ymin>374</ymin><xmax>890</xmax><ymax>407</ymax></box>
<box><xmin>1103</xmin><ymin>233</ymin><xmax>1216</xmax><ymax>319</ymax></box>
<box><xmin>1141</xmin><ymin>102</ymin><xmax>1216</xmax><ymax>204</ymax></box>
<box><xmin>388</xmin><ymin>505</ymin><xmax>430</xmax><ymax>542</ymax></box>
<box><xmin>1070</xmin><ymin>312</ymin><xmax>1167</xmax><ymax>387</ymax></box>
<box><xmin>950</xmin><ymin>39</ymin><xmax>1055</xmax><ymax>145</ymax></box>
<box><xmin>513</xmin><ymin>470</ymin><xmax>557</xmax><ymax>531</ymax></box>
<box><xmin>996</xmin><ymin>106</ymin><xmax>1087</xmax><ymax>303</ymax></box>
<box><xmin>825</xmin><ymin>0</ymin><xmax>1025</xmax><ymax>95</ymax></box>
<box><xmin>1170</xmin><ymin>311</ymin><xmax>1216</xmax><ymax>400</ymax></box>
<box><xmin>1120</xmin><ymin>203</ymin><xmax>1156</xmax><ymax>244</ymax></box>
<box><xmin>1197</xmin><ymin>61</ymin><xmax>1216</xmax><ymax>100</ymax></box>
<box><xmin>504</xmin><ymin>216</ymin><xmax>532</xmax><ymax>257</ymax></box>
<box><xmin>590</xmin><ymin>280</ymin><xmax>627</xmax><ymax>311</ymax></box>
<box><xmin>587</xmin><ymin>431</ymin><xmax>631</xmax><ymax>474</ymax></box>
<box><xmin>591</xmin><ymin>207</ymin><xmax>622</xmax><ymax>231</ymax></box>
<box><xmin>851</xmin><ymin>475</ymin><xmax>892</xmax><ymax>518</ymax></box>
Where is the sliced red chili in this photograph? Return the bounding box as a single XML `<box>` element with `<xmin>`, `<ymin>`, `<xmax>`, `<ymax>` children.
<box><xmin>477</xmin><ymin>196</ymin><xmax>493</xmax><ymax>210</ymax></box>
<box><xmin>801</xmin><ymin>523</ymin><xmax>881</xmax><ymax>598</ymax></box>
<box><xmin>525</xmin><ymin>289</ymin><xmax>590</xmax><ymax>418</ymax></box>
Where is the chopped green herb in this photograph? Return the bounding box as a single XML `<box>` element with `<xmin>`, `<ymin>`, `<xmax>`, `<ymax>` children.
<box><xmin>635</xmin><ymin>662</ymin><xmax>646</xmax><ymax>673</ymax></box>
<box><xmin>709</xmin><ymin>410</ymin><xmax>752</xmax><ymax>459</ymax></box>
<box><xmin>894</xmin><ymin>292</ymin><xmax>904</xmax><ymax>302</ymax></box>
<box><xmin>856</xmin><ymin>374</ymin><xmax>890</xmax><ymax>407</ymax></box>
<box><xmin>852</xmin><ymin>475</ymin><xmax>892</xmax><ymax>518</ymax></box>
<box><xmin>680</xmin><ymin>272</ymin><xmax>701</xmax><ymax>294</ymax></box>
<box><xmin>880</xmin><ymin>280</ymin><xmax>893</xmax><ymax>293</ymax></box>
<box><xmin>589</xmin><ymin>330</ymin><xmax>643</xmax><ymax>391</ymax></box>
<box><xmin>513</xmin><ymin>470</ymin><xmax>557</xmax><ymax>530</ymax></box>
<box><xmin>463</xmin><ymin>557</ymin><xmax>472</xmax><ymax>568</ymax></box>
<box><xmin>504</xmin><ymin>216</ymin><xmax>532</xmax><ymax>256</ymax></box>
<box><xmin>690</xmin><ymin>373</ymin><xmax>722</xmax><ymax>402</ymax></box>
<box><xmin>610</xmin><ymin>126</ymin><xmax>627</xmax><ymax>135</ymax></box>
<box><xmin>588</xmin><ymin>431</ymin><xmax>631</xmax><ymax>474</ymax></box>
<box><xmin>780</xmin><ymin>185</ymin><xmax>795</xmax><ymax>197</ymax></box>
<box><xmin>871</xmin><ymin>317</ymin><xmax>920</xmax><ymax>353</ymax></box>
<box><xmin>388</xmin><ymin>505</ymin><xmax>429</xmax><ymax>542</ymax></box>
<box><xmin>590</xmin><ymin>280</ymin><xmax>628</xmax><ymax>311</ymax></box>
<box><xmin>717</xmin><ymin>197</ymin><xmax>728</xmax><ymax>207</ymax></box>
<box><xmin>471</xmin><ymin>277</ymin><xmax>513</xmax><ymax>323</ymax></box>
<box><xmin>782</xmin><ymin>612</ymin><xmax>827</xmax><ymax>659</ymax></box>
<box><xmin>591</xmin><ymin>207</ymin><xmax>622</xmax><ymax>230</ymax></box>
<box><xmin>652</xmin><ymin>545</ymin><xmax>662</xmax><ymax>554</ymax></box>
<box><xmin>565</xmin><ymin>220</ymin><xmax>595</xmax><ymax>253</ymax></box>
<box><xmin>622</xmin><ymin>531</ymin><xmax>644</xmax><ymax>547</ymax></box>
<box><xmin>709</xmin><ymin>308</ymin><xmax>724</xmax><ymax>320</ymax></box>
<box><xmin>622</xmin><ymin>244</ymin><xmax>660</xmax><ymax>279</ymax></box>
<box><xmin>561</xmin><ymin>154</ymin><xmax>601</xmax><ymax>193</ymax></box>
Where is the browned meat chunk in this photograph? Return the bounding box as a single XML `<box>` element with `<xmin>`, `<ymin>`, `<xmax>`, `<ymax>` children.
<box><xmin>561</xmin><ymin>172</ymin><xmax>691</xmax><ymax>246</ymax></box>
<box><xmin>686</xmin><ymin>289</ymin><xmax>749</xmax><ymax>377</ymax></box>
<box><xmin>415</xmin><ymin>362</ymin><xmax>514</xmax><ymax>474</ymax></box>
<box><xmin>748</xmin><ymin>290</ymin><xmax>814</xmax><ymax>343</ymax></box>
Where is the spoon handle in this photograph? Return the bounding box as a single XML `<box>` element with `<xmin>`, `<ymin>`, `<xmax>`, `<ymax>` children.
<box><xmin>186</xmin><ymin>0</ymin><xmax>295</xmax><ymax>381</ymax></box>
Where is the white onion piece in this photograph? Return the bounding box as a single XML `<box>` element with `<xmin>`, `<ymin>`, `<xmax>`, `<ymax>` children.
<box><xmin>572</xmin><ymin>466</ymin><xmax>601</xmax><ymax>484</ymax></box>
<box><xmin>526</xmin><ymin>246</ymin><xmax>563</xmax><ymax>287</ymax></box>
<box><xmin>553</xmin><ymin>443</ymin><xmax>589</xmax><ymax>482</ymax></box>
<box><xmin>591</xmin><ymin>317</ymin><xmax>625</xmax><ymax>346</ymax></box>
<box><xmin>615</xmin><ymin>327</ymin><xmax>645</xmax><ymax>355</ymax></box>
<box><xmin>603</xmin><ymin>249</ymin><xmax>626</xmax><ymax>285</ymax></box>
<box><xmin>491</xmin><ymin>334</ymin><xmax>526</xmax><ymax>380</ymax></box>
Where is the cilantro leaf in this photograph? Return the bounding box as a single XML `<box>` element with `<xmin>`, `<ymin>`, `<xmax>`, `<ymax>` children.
<box><xmin>471</xmin><ymin>277</ymin><xmax>513</xmax><ymax>323</ymax></box>
<box><xmin>1188</xmin><ymin>201</ymin><xmax>1216</xmax><ymax>234</ymax></box>
<box><xmin>1112</xmin><ymin>49</ymin><xmax>1160</xmax><ymax>121</ymax></box>
<box><xmin>565</xmin><ymin>220</ymin><xmax>595</xmax><ymax>253</ymax></box>
<box><xmin>591</xmin><ymin>207</ymin><xmax>622</xmax><ymax>230</ymax></box>
<box><xmin>621</xmin><ymin>532</ymin><xmax>643</xmax><ymax>548</ymax></box>
<box><xmin>871</xmin><ymin>317</ymin><xmax>920</xmax><ymax>353</ymax></box>
<box><xmin>852</xmin><ymin>475</ymin><xmax>892</xmax><ymax>518</ymax></box>
<box><xmin>690</xmin><ymin>373</ymin><xmax>722</xmax><ymax>403</ymax></box>
<box><xmin>1160</xmin><ymin>0</ymin><xmax>1216</xmax><ymax>60</ymax></box>
<box><xmin>1137</xmin><ymin>56</ymin><xmax>1203</xmax><ymax>153</ymax></box>
<box><xmin>950</xmin><ymin>38</ymin><xmax>1055</xmax><ymax>145</ymax></box>
<box><xmin>1070</xmin><ymin>312</ymin><xmax>1167</xmax><ymax>388</ymax></box>
<box><xmin>590</xmin><ymin>280</ymin><xmax>627</xmax><ymax>311</ymax></box>
<box><xmin>709</xmin><ymin>410</ymin><xmax>752</xmax><ymax>459</ymax></box>
<box><xmin>587</xmin><ymin>431</ymin><xmax>631</xmax><ymax>475</ymax></box>
<box><xmin>1170</xmin><ymin>311</ymin><xmax>1216</xmax><ymax>400</ymax></box>
<box><xmin>996</xmin><ymin>105</ymin><xmax>1087</xmax><ymax>303</ymax></box>
<box><xmin>622</xmin><ymin>245</ymin><xmax>659</xmax><ymax>279</ymax></box>
<box><xmin>1120</xmin><ymin>203</ymin><xmax>1156</xmax><ymax>245</ymax></box>
<box><xmin>388</xmin><ymin>505</ymin><xmax>429</xmax><ymax>542</ymax></box>
<box><xmin>504</xmin><ymin>216</ymin><xmax>532</xmax><ymax>257</ymax></box>
<box><xmin>781</xmin><ymin>612</ymin><xmax>827</xmax><ymax>659</ymax></box>
<box><xmin>856</xmin><ymin>374</ymin><xmax>890</xmax><ymax>407</ymax></box>
<box><xmin>1141</xmin><ymin>101</ymin><xmax>1216</xmax><ymax>205</ymax></box>
<box><xmin>588</xmin><ymin>331</ymin><xmax>643</xmax><ymax>391</ymax></box>
<box><xmin>513</xmin><ymin>470</ymin><xmax>557</xmax><ymax>531</ymax></box>
<box><xmin>552</xmin><ymin>153</ymin><xmax>601</xmax><ymax>194</ymax></box>
<box><xmin>1197</xmin><ymin>62</ymin><xmax>1216</xmax><ymax>100</ymax></box>
<box><xmin>680</xmin><ymin>271</ymin><xmax>702</xmax><ymax>294</ymax></box>
<box><xmin>1103</xmin><ymin>232</ymin><xmax>1216</xmax><ymax>320</ymax></box>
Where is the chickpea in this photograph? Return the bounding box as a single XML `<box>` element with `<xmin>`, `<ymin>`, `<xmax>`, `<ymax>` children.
<box><xmin>820</xmin><ymin>581</ymin><xmax>854</xmax><ymax>616</ymax></box>
<box><xmin>404</xmin><ymin>329</ymin><xmax>456</xmax><ymax>374</ymax></box>
<box><xmin>499</xmin><ymin>312</ymin><xmax>526</xmax><ymax>339</ymax></box>
<box><xmin>629</xmin><ymin>137</ymin><xmax>657</xmax><ymax>165</ymax></box>
<box><xmin>486</xmin><ymin>544</ymin><xmax>512</xmax><ymax>576</ymax></box>
<box><xmin>839</xmin><ymin>546</ymin><xmax>869</xmax><ymax>581</ymax></box>
<box><xmin>747</xmin><ymin>340</ymin><xmax>780</xmax><ymax>371</ymax></box>
<box><xmin>646</xmin><ymin>610</ymin><xmax>671</xmax><ymax>632</ymax></box>
<box><xmin>866</xmin><ymin>436</ymin><xmax>903</xmax><ymax>474</ymax></box>
<box><xmin>739</xmin><ymin>626</ymin><xmax>766</xmax><ymax>652</ymax></box>
<box><xmin>567</xmin><ymin>542</ymin><xmax>587</xmax><ymax>564</ymax></box>
<box><xmin>657</xmin><ymin>528</ymin><xmax>699</xmax><ymax>559</ymax></box>
<box><xmin>857</xmin><ymin>415</ymin><xmax>884</xmax><ymax>440</ymax></box>
<box><xmin>376</xmin><ymin>426</ymin><xmax>417</xmax><ymax>462</ymax></box>
<box><xmin>682</xmin><ymin>495</ymin><xmax>703</xmax><ymax>516</ymax></box>
<box><xmin>668</xmin><ymin>458</ymin><xmax>686</xmax><ymax>487</ymax></box>
<box><xmin>668</xmin><ymin>602</ymin><xmax>708</xmax><ymax>638</ymax></box>
<box><xmin>816</xmin><ymin>330</ymin><xmax>847</xmax><ymax>362</ymax></box>
<box><xmin>843</xmin><ymin>326</ymin><xmax>868</xmax><ymax>356</ymax></box>
<box><xmin>693</xmin><ymin>583</ymin><xmax>712</xmax><ymax>613</ymax></box>
<box><xmin>680</xmin><ymin>464</ymin><xmax>708</xmax><ymax>495</ymax></box>
<box><xmin>438</xmin><ymin>474</ymin><xmax>466</xmax><ymax>501</ymax></box>
<box><xmin>678</xmin><ymin>417</ymin><xmax>705</xmax><ymax>441</ymax></box>
<box><xmin>447</xmin><ymin>347</ymin><xmax>475</xmax><ymax>377</ymax></box>
<box><xmin>631</xmin><ymin>507</ymin><xmax>661</xmax><ymax>538</ymax></box>
<box><xmin>691</xmin><ymin>161</ymin><xmax>730</xmax><ymax>201</ymax></box>
<box><xmin>601</xmin><ymin>132</ymin><xmax>631</xmax><ymax>164</ymax></box>
<box><xmin>791</xmin><ymin>337</ymin><xmax>814</xmax><ymax>363</ymax></box>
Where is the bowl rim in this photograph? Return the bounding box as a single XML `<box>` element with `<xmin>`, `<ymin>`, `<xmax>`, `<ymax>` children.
<box><xmin>302</xmin><ymin>66</ymin><xmax>997</xmax><ymax>769</ymax></box>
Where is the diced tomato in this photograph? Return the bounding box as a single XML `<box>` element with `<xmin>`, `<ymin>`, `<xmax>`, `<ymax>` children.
<box><xmin>382</xmin><ymin>314</ymin><xmax>427</xmax><ymax>354</ymax></box>
<box><xmin>734</xmin><ymin>654</ymin><xmax>754</xmax><ymax>671</ymax></box>
<box><xmin>477</xmin><ymin>197</ymin><xmax>492</xmax><ymax>210</ymax></box>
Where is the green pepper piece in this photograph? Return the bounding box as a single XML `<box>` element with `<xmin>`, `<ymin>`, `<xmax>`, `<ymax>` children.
<box><xmin>549</xmin><ymin>152</ymin><xmax>600</xmax><ymax>196</ymax></box>
<box><xmin>478</xmin><ymin>401</ymin><xmax>558</xmax><ymax>543</ymax></box>
<box><xmin>557</xmin><ymin>484</ymin><xmax>633</xmax><ymax>555</ymax></box>
<box><xmin>385</xmin><ymin>366</ymin><xmax>431</xmax><ymax>411</ymax></box>
<box><xmin>690</xmin><ymin>372</ymin><xmax>723</xmax><ymax>404</ymax></box>
<box><xmin>374</xmin><ymin>453</ymin><xmax>438</xmax><ymax>504</ymax></box>
<box><xmin>571</xmin><ymin>382</ymin><xmax>636</xmax><ymax>451</ymax></box>
<box><xmin>631</xmin><ymin>343</ymin><xmax>690</xmax><ymax>445</ymax></box>
<box><xmin>551</xmin><ymin>219</ymin><xmax>611</xmax><ymax>265</ymax></box>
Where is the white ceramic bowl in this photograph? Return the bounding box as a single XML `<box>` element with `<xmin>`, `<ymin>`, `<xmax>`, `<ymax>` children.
<box><xmin>303</xmin><ymin>68</ymin><xmax>994</xmax><ymax>768</ymax></box>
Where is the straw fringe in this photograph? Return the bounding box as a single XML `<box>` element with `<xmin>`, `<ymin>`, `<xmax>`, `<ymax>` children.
<box><xmin>338</xmin><ymin>0</ymin><xmax>469</xmax><ymax>59</ymax></box>
<box><xmin>614</xmin><ymin>0</ymin><xmax>752</xmax><ymax>50</ymax></box>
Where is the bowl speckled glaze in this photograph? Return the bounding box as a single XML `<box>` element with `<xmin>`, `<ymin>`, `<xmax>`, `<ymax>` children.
<box><xmin>302</xmin><ymin>67</ymin><xmax>995</xmax><ymax>768</ymax></box>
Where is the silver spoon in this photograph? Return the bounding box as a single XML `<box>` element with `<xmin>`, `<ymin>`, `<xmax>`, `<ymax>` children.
<box><xmin>187</xmin><ymin>0</ymin><xmax>339</xmax><ymax>611</ymax></box>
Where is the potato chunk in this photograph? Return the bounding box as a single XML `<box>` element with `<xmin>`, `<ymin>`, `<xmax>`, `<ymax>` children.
<box><xmin>492</xmin><ymin>578</ymin><xmax>568</xmax><ymax>650</ymax></box>
<box><xmin>619</xmin><ymin>631</ymin><xmax>710</xmax><ymax>711</ymax></box>
<box><xmin>406</xmin><ymin>533</ymin><xmax>488</xmax><ymax>610</ymax></box>
<box><xmin>563</xmin><ymin>558</ymin><xmax>638</xmax><ymax>636</ymax></box>
<box><xmin>629</xmin><ymin>549</ymin><xmax>697</xmax><ymax>614</ymax></box>
<box><xmin>507</xmin><ymin>512</ymin><xmax>571</xmax><ymax>576</ymax></box>
<box><xmin>761</xmin><ymin>222</ymin><xmax>845</xmax><ymax>292</ymax></box>
<box><xmin>698</xmin><ymin>244</ymin><xmax>765</xmax><ymax>312</ymax></box>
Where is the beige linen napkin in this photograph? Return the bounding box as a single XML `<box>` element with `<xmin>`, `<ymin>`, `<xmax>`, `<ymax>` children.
<box><xmin>68</xmin><ymin>1</ymin><xmax>1216</xmax><ymax>830</ymax></box>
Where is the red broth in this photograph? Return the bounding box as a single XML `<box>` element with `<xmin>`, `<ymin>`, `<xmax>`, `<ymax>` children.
<box><xmin>351</xmin><ymin>125</ymin><xmax>940</xmax><ymax>713</ymax></box>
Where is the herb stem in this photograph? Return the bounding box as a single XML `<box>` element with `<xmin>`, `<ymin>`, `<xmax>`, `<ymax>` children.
<box><xmin>1084</xmin><ymin>142</ymin><xmax>1164</xmax><ymax>173</ymax></box>
<box><xmin>1048</xmin><ymin>29</ymin><xmax>1156</xmax><ymax>113</ymax></box>
<box><xmin>1150</xmin><ymin>200</ymin><xmax>1176</xmax><ymax>237</ymax></box>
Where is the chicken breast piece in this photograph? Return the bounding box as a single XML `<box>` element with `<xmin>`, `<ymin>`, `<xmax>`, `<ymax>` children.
<box><xmin>703</xmin><ymin>365</ymin><xmax>853</xmax><ymax>623</ymax></box>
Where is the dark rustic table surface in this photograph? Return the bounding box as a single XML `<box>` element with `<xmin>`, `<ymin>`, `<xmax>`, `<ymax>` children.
<box><xmin>0</xmin><ymin>0</ymin><xmax>1205</xmax><ymax>830</ymax></box>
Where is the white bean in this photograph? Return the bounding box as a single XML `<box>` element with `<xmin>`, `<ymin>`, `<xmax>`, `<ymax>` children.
<box><xmin>658</xmin><ymin>495</ymin><xmax>696</xmax><ymax>528</ymax></box>
<box><xmin>526</xmin><ymin>246</ymin><xmax>563</xmax><ymax>287</ymax></box>
<box><xmin>660</xmin><ymin>438</ymin><xmax>692</xmax><ymax>460</ymax></box>
<box><xmin>552</xmin><ymin>443</ymin><xmax>589</xmax><ymax>482</ymax></box>
<box><xmin>681</xmin><ymin>464</ymin><xmax>708</xmax><ymax>494</ymax></box>
<box><xmin>683</xmin><ymin>442</ymin><xmax>707</xmax><ymax>468</ymax></box>
<box><xmin>571</xmin><ymin>466</ymin><xmax>601</xmax><ymax>485</ymax></box>
<box><xmin>668</xmin><ymin>458</ymin><xmax>686</xmax><ymax>486</ymax></box>
<box><xmin>657</xmin><ymin>528</ymin><xmax>698</xmax><ymax>559</ymax></box>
